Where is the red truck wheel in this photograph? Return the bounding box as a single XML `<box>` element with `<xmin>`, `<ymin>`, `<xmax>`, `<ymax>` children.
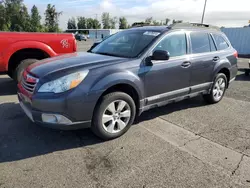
<box><xmin>14</xmin><ymin>59</ymin><xmax>38</xmax><ymax>83</ymax></box>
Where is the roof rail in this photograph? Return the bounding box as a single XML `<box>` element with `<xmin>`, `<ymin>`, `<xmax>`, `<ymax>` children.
<box><xmin>168</xmin><ymin>22</ymin><xmax>220</xmax><ymax>30</ymax></box>
<box><xmin>131</xmin><ymin>22</ymin><xmax>151</xmax><ymax>28</ymax></box>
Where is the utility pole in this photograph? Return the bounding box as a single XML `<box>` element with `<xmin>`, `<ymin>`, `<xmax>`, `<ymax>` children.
<box><xmin>201</xmin><ymin>0</ymin><xmax>207</xmax><ymax>24</ymax></box>
<box><xmin>95</xmin><ymin>14</ymin><xmax>98</xmax><ymax>39</ymax></box>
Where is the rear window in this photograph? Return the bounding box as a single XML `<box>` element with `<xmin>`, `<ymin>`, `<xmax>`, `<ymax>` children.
<box><xmin>213</xmin><ymin>34</ymin><xmax>229</xmax><ymax>50</ymax></box>
<box><xmin>190</xmin><ymin>32</ymin><xmax>210</xmax><ymax>54</ymax></box>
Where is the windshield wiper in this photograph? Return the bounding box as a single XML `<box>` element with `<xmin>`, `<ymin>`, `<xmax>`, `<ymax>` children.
<box><xmin>94</xmin><ymin>52</ymin><xmax>129</xmax><ymax>58</ymax></box>
<box><xmin>94</xmin><ymin>52</ymin><xmax>117</xmax><ymax>57</ymax></box>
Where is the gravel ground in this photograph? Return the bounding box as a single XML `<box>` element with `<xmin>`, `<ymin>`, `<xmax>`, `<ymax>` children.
<box><xmin>0</xmin><ymin>41</ymin><xmax>250</xmax><ymax>188</ymax></box>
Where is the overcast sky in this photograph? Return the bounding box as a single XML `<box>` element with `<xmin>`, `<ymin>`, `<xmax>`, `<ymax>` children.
<box><xmin>24</xmin><ymin>0</ymin><xmax>250</xmax><ymax>30</ymax></box>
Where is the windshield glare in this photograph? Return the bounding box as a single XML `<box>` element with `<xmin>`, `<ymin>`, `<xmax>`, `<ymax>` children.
<box><xmin>91</xmin><ymin>30</ymin><xmax>161</xmax><ymax>58</ymax></box>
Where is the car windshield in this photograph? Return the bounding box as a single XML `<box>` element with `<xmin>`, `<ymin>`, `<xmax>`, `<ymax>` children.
<box><xmin>90</xmin><ymin>30</ymin><xmax>161</xmax><ymax>58</ymax></box>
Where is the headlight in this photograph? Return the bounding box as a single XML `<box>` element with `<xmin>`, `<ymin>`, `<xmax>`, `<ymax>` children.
<box><xmin>38</xmin><ymin>70</ymin><xmax>89</xmax><ymax>93</ymax></box>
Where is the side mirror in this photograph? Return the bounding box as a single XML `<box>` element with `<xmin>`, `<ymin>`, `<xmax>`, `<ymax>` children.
<box><xmin>152</xmin><ymin>50</ymin><xmax>170</xmax><ymax>61</ymax></box>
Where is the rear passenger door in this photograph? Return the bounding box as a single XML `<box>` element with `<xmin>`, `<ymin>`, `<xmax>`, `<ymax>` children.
<box><xmin>188</xmin><ymin>32</ymin><xmax>217</xmax><ymax>93</ymax></box>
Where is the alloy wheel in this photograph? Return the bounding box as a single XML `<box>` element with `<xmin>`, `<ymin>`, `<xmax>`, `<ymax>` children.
<box><xmin>102</xmin><ymin>100</ymin><xmax>131</xmax><ymax>134</ymax></box>
<box><xmin>213</xmin><ymin>78</ymin><xmax>226</xmax><ymax>101</ymax></box>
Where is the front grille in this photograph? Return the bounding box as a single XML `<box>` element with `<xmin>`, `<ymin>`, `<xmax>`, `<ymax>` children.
<box><xmin>21</xmin><ymin>71</ymin><xmax>39</xmax><ymax>93</ymax></box>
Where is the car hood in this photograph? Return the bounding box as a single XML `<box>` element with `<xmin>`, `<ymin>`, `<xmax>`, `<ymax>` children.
<box><xmin>27</xmin><ymin>52</ymin><xmax>126</xmax><ymax>78</ymax></box>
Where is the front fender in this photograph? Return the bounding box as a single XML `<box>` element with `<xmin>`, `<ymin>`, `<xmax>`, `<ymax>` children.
<box><xmin>90</xmin><ymin>70</ymin><xmax>145</xmax><ymax>100</ymax></box>
<box><xmin>3</xmin><ymin>41</ymin><xmax>57</xmax><ymax>70</ymax></box>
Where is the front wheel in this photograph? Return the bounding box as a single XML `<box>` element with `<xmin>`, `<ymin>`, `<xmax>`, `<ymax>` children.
<box><xmin>92</xmin><ymin>92</ymin><xmax>136</xmax><ymax>140</ymax></box>
<box><xmin>14</xmin><ymin>59</ymin><xmax>38</xmax><ymax>83</ymax></box>
<box><xmin>203</xmin><ymin>73</ymin><xmax>227</xmax><ymax>104</ymax></box>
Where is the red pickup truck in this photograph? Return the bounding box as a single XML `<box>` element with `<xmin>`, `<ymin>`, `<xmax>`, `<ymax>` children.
<box><xmin>0</xmin><ymin>32</ymin><xmax>77</xmax><ymax>82</ymax></box>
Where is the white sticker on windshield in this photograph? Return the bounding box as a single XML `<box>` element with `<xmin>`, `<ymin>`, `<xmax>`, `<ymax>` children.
<box><xmin>143</xmin><ymin>31</ymin><xmax>160</xmax><ymax>36</ymax></box>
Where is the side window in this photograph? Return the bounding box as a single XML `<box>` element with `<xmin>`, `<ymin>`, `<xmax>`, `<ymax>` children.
<box><xmin>153</xmin><ymin>32</ymin><xmax>187</xmax><ymax>57</ymax></box>
<box><xmin>190</xmin><ymin>32</ymin><xmax>210</xmax><ymax>54</ymax></box>
<box><xmin>213</xmin><ymin>34</ymin><xmax>229</xmax><ymax>50</ymax></box>
<box><xmin>209</xmin><ymin>34</ymin><xmax>216</xmax><ymax>52</ymax></box>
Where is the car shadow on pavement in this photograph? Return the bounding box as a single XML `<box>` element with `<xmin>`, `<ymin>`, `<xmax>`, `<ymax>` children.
<box><xmin>235</xmin><ymin>72</ymin><xmax>250</xmax><ymax>81</ymax></box>
<box><xmin>0</xmin><ymin>77</ymin><xmax>17</xmax><ymax>96</ymax></box>
<box><xmin>0</xmin><ymin>102</ymin><xmax>102</xmax><ymax>163</ymax></box>
<box><xmin>0</xmin><ymin>97</ymin><xmax>207</xmax><ymax>163</ymax></box>
<box><xmin>136</xmin><ymin>96</ymin><xmax>207</xmax><ymax>123</ymax></box>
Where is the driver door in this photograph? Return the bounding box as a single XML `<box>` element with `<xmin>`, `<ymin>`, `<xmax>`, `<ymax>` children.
<box><xmin>144</xmin><ymin>31</ymin><xmax>191</xmax><ymax>105</ymax></box>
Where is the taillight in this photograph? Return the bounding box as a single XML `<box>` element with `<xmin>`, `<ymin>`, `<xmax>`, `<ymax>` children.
<box><xmin>72</xmin><ymin>33</ymin><xmax>77</xmax><ymax>52</ymax></box>
<box><xmin>233</xmin><ymin>51</ymin><xmax>238</xmax><ymax>58</ymax></box>
<box><xmin>73</xmin><ymin>39</ymin><xmax>77</xmax><ymax>52</ymax></box>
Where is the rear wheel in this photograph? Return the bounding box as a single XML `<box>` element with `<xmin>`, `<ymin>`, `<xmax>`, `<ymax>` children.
<box><xmin>92</xmin><ymin>92</ymin><xmax>136</xmax><ymax>140</ymax></box>
<box><xmin>14</xmin><ymin>59</ymin><xmax>38</xmax><ymax>83</ymax></box>
<box><xmin>203</xmin><ymin>73</ymin><xmax>227</xmax><ymax>104</ymax></box>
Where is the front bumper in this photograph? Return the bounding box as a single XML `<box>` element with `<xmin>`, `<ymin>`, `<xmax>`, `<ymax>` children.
<box><xmin>17</xmin><ymin>85</ymin><xmax>100</xmax><ymax>130</ymax></box>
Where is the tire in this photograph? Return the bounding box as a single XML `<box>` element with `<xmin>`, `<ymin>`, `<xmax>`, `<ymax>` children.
<box><xmin>92</xmin><ymin>92</ymin><xmax>136</xmax><ymax>140</ymax></box>
<box><xmin>7</xmin><ymin>71</ymin><xmax>13</xmax><ymax>79</ymax></box>
<box><xmin>203</xmin><ymin>73</ymin><xmax>227</xmax><ymax>104</ymax></box>
<box><xmin>14</xmin><ymin>59</ymin><xmax>38</xmax><ymax>83</ymax></box>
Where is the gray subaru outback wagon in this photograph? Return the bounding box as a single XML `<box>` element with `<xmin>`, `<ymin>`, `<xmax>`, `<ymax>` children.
<box><xmin>18</xmin><ymin>23</ymin><xmax>238</xmax><ymax>140</ymax></box>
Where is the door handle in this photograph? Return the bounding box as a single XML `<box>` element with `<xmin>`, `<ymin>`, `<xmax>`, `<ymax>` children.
<box><xmin>181</xmin><ymin>61</ymin><xmax>191</xmax><ymax>68</ymax></box>
<box><xmin>213</xmin><ymin>56</ymin><xmax>220</xmax><ymax>62</ymax></box>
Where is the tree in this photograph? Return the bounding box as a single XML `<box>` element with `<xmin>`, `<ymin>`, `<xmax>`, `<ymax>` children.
<box><xmin>0</xmin><ymin>3</ymin><xmax>8</xmax><ymax>31</ymax></box>
<box><xmin>102</xmin><ymin>12</ymin><xmax>111</xmax><ymax>29</ymax></box>
<box><xmin>3</xmin><ymin>0</ymin><xmax>31</xmax><ymax>31</ymax></box>
<box><xmin>44</xmin><ymin>4</ymin><xmax>62</xmax><ymax>32</ymax></box>
<box><xmin>4</xmin><ymin>0</ymin><xmax>23</xmax><ymax>29</ymax></box>
<box><xmin>30</xmin><ymin>5</ymin><xmax>42</xmax><ymax>32</ymax></box>
<box><xmin>77</xmin><ymin>16</ymin><xmax>86</xmax><ymax>29</ymax></box>
<box><xmin>67</xmin><ymin>17</ymin><xmax>77</xmax><ymax>29</ymax></box>
<box><xmin>86</xmin><ymin>18</ymin><xmax>94</xmax><ymax>29</ymax></box>
<box><xmin>165</xmin><ymin>18</ymin><xmax>170</xmax><ymax>25</ymax></box>
<box><xmin>19</xmin><ymin>4</ymin><xmax>31</xmax><ymax>31</ymax></box>
<box><xmin>153</xmin><ymin>20</ymin><xmax>161</xmax><ymax>26</ymax></box>
<box><xmin>92</xmin><ymin>19</ymin><xmax>101</xmax><ymax>29</ymax></box>
<box><xmin>145</xmin><ymin>17</ymin><xmax>153</xmax><ymax>24</ymax></box>
<box><xmin>110</xmin><ymin>16</ymin><xmax>117</xmax><ymax>29</ymax></box>
<box><xmin>85</xmin><ymin>18</ymin><xmax>101</xmax><ymax>29</ymax></box>
<box><xmin>119</xmin><ymin>17</ymin><xmax>127</xmax><ymax>29</ymax></box>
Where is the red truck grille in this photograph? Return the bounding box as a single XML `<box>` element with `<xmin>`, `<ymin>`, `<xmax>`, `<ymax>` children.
<box><xmin>21</xmin><ymin>70</ymin><xmax>39</xmax><ymax>94</ymax></box>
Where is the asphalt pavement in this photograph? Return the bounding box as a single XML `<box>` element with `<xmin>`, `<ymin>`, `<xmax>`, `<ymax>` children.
<box><xmin>0</xmin><ymin>41</ymin><xmax>250</xmax><ymax>188</ymax></box>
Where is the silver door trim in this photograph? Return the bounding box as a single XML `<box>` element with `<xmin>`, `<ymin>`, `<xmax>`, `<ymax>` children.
<box><xmin>190</xmin><ymin>82</ymin><xmax>213</xmax><ymax>91</ymax></box>
<box><xmin>146</xmin><ymin>87</ymin><xmax>190</xmax><ymax>102</ymax></box>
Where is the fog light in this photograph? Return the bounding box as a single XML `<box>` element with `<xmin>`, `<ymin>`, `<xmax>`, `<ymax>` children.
<box><xmin>42</xmin><ymin>114</ymin><xmax>73</xmax><ymax>124</ymax></box>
